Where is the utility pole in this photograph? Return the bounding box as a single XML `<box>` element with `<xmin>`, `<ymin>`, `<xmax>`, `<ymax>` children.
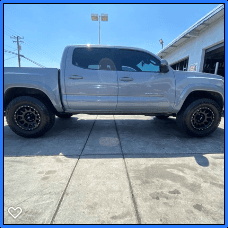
<box><xmin>11</xmin><ymin>36</ymin><xmax>24</xmax><ymax>67</ymax></box>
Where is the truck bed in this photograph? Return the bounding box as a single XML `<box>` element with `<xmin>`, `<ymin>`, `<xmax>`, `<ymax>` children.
<box><xmin>4</xmin><ymin>67</ymin><xmax>63</xmax><ymax>112</ymax></box>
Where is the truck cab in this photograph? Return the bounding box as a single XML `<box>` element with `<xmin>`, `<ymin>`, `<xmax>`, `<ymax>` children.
<box><xmin>60</xmin><ymin>45</ymin><xmax>175</xmax><ymax>114</ymax></box>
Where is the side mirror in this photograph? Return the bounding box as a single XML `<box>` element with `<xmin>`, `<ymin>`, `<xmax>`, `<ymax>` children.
<box><xmin>160</xmin><ymin>59</ymin><xmax>169</xmax><ymax>73</ymax></box>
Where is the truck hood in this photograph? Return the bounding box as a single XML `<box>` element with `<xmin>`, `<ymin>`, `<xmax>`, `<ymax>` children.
<box><xmin>173</xmin><ymin>70</ymin><xmax>224</xmax><ymax>107</ymax></box>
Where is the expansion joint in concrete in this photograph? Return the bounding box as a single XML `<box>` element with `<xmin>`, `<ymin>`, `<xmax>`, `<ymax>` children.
<box><xmin>113</xmin><ymin>115</ymin><xmax>142</xmax><ymax>224</ymax></box>
<box><xmin>50</xmin><ymin>116</ymin><xmax>98</xmax><ymax>224</ymax></box>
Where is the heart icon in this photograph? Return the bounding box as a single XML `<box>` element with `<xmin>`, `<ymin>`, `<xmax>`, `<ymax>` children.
<box><xmin>8</xmin><ymin>207</ymin><xmax>22</xmax><ymax>219</ymax></box>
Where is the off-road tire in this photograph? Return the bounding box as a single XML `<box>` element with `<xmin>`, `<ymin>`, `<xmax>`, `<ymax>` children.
<box><xmin>56</xmin><ymin>113</ymin><xmax>73</xmax><ymax>118</ymax></box>
<box><xmin>156</xmin><ymin>115</ymin><xmax>169</xmax><ymax>119</ymax></box>
<box><xmin>6</xmin><ymin>96</ymin><xmax>55</xmax><ymax>138</ymax></box>
<box><xmin>176</xmin><ymin>98</ymin><xmax>221</xmax><ymax>137</ymax></box>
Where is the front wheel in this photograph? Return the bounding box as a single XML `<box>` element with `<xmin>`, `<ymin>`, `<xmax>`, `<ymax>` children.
<box><xmin>6</xmin><ymin>96</ymin><xmax>55</xmax><ymax>138</ymax></box>
<box><xmin>176</xmin><ymin>98</ymin><xmax>221</xmax><ymax>137</ymax></box>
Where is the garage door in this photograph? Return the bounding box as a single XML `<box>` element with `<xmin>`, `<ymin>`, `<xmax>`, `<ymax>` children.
<box><xmin>203</xmin><ymin>42</ymin><xmax>224</xmax><ymax>77</ymax></box>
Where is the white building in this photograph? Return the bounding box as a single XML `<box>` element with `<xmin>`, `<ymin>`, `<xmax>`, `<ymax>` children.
<box><xmin>157</xmin><ymin>4</ymin><xmax>224</xmax><ymax>77</ymax></box>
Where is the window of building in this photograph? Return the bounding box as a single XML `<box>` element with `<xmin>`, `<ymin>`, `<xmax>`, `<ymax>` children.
<box><xmin>171</xmin><ymin>58</ymin><xmax>189</xmax><ymax>71</ymax></box>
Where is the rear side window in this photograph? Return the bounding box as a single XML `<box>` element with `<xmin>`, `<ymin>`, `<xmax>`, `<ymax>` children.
<box><xmin>72</xmin><ymin>48</ymin><xmax>116</xmax><ymax>71</ymax></box>
<box><xmin>116</xmin><ymin>49</ymin><xmax>160</xmax><ymax>73</ymax></box>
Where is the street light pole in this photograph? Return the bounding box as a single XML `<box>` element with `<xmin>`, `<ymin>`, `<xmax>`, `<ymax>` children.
<box><xmin>91</xmin><ymin>13</ymin><xmax>108</xmax><ymax>45</ymax></box>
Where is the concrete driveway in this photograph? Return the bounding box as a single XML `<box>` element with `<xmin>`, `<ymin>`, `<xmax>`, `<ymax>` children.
<box><xmin>4</xmin><ymin>115</ymin><xmax>224</xmax><ymax>224</ymax></box>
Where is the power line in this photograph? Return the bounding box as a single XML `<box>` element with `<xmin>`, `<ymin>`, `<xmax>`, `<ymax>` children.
<box><xmin>5</xmin><ymin>26</ymin><xmax>59</xmax><ymax>63</ymax></box>
<box><xmin>5</xmin><ymin>26</ymin><xmax>23</xmax><ymax>37</ymax></box>
<box><xmin>4</xmin><ymin>56</ymin><xmax>17</xmax><ymax>61</ymax></box>
<box><xmin>4</xmin><ymin>49</ymin><xmax>20</xmax><ymax>55</ymax></box>
<box><xmin>25</xmin><ymin>40</ymin><xmax>59</xmax><ymax>62</ymax></box>
<box><xmin>5</xmin><ymin>49</ymin><xmax>19</xmax><ymax>53</ymax></box>
<box><xmin>4</xmin><ymin>32</ymin><xmax>13</xmax><ymax>38</ymax></box>
<box><xmin>4</xmin><ymin>44</ymin><xmax>17</xmax><ymax>51</ymax></box>
<box><xmin>23</xmin><ymin>42</ymin><xmax>59</xmax><ymax>64</ymax></box>
<box><xmin>5</xmin><ymin>35</ymin><xmax>58</xmax><ymax>64</ymax></box>
<box><xmin>4</xmin><ymin>44</ymin><xmax>47</xmax><ymax>66</ymax></box>
<box><xmin>22</xmin><ymin>38</ymin><xmax>58</xmax><ymax>61</ymax></box>
<box><xmin>4</xmin><ymin>49</ymin><xmax>46</xmax><ymax>68</ymax></box>
<box><xmin>22</xmin><ymin>56</ymin><xmax>46</xmax><ymax>68</ymax></box>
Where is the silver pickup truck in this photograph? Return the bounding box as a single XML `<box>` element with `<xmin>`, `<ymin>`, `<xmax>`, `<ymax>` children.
<box><xmin>4</xmin><ymin>45</ymin><xmax>224</xmax><ymax>138</ymax></box>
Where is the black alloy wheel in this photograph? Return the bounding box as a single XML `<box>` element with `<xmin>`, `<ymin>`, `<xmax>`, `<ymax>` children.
<box><xmin>191</xmin><ymin>107</ymin><xmax>214</xmax><ymax>131</ymax></box>
<box><xmin>14</xmin><ymin>105</ymin><xmax>41</xmax><ymax>131</ymax></box>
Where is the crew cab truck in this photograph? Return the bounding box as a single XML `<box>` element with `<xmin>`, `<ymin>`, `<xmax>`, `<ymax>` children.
<box><xmin>4</xmin><ymin>45</ymin><xmax>224</xmax><ymax>138</ymax></box>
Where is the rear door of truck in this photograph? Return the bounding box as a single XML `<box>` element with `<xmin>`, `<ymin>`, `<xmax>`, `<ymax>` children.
<box><xmin>64</xmin><ymin>47</ymin><xmax>118</xmax><ymax>111</ymax></box>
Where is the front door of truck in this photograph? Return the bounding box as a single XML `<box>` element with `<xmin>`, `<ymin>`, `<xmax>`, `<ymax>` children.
<box><xmin>114</xmin><ymin>48</ymin><xmax>175</xmax><ymax>113</ymax></box>
<box><xmin>64</xmin><ymin>47</ymin><xmax>118</xmax><ymax>111</ymax></box>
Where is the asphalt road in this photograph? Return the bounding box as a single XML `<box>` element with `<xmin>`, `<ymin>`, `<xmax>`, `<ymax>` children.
<box><xmin>4</xmin><ymin>115</ymin><xmax>224</xmax><ymax>224</ymax></box>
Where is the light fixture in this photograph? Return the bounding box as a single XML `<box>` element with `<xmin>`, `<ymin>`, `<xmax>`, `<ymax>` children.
<box><xmin>101</xmin><ymin>14</ymin><xmax>108</xmax><ymax>21</ymax></box>
<box><xmin>91</xmin><ymin>14</ymin><xmax>98</xmax><ymax>21</ymax></box>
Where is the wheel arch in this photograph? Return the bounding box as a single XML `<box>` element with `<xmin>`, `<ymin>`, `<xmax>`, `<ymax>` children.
<box><xmin>4</xmin><ymin>87</ymin><xmax>58</xmax><ymax>114</ymax></box>
<box><xmin>179</xmin><ymin>90</ymin><xmax>224</xmax><ymax>113</ymax></box>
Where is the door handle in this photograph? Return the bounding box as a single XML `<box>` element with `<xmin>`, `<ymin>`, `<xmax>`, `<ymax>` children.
<box><xmin>69</xmin><ymin>75</ymin><xmax>83</xmax><ymax>79</ymax></box>
<box><xmin>119</xmin><ymin>77</ymin><xmax>134</xmax><ymax>81</ymax></box>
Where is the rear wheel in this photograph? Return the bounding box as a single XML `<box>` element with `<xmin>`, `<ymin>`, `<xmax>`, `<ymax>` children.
<box><xmin>176</xmin><ymin>98</ymin><xmax>221</xmax><ymax>137</ymax></box>
<box><xmin>6</xmin><ymin>96</ymin><xmax>55</xmax><ymax>138</ymax></box>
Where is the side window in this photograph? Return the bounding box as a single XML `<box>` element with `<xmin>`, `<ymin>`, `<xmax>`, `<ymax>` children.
<box><xmin>72</xmin><ymin>48</ymin><xmax>116</xmax><ymax>71</ymax></box>
<box><xmin>117</xmin><ymin>49</ymin><xmax>160</xmax><ymax>73</ymax></box>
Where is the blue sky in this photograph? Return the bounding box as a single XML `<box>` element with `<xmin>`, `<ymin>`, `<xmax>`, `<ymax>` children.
<box><xmin>4</xmin><ymin>3</ymin><xmax>220</xmax><ymax>68</ymax></box>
